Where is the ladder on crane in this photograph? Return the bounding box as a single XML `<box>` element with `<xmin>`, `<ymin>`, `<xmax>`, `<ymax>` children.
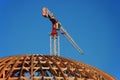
<box><xmin>42</xmin><ymin>7</ymin><xmax>83</xmax><ymax>56</ymax></box>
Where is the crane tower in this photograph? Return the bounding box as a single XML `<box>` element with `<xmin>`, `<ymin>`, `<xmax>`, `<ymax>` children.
<box><xmin>42</xmin><ymin>7</ymin><xmax>83</xmax><ymax>56</ymax></box>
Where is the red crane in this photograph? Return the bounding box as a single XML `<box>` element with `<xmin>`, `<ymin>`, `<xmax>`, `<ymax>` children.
<box><xmin>42</xmin><ymin>7</ymin><xmax>83</xmax><ymax>56</ymax></box>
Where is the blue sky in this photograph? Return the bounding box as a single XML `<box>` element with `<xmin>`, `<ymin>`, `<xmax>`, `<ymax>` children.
<box><xmin>0</xmin><ymin>0</ymin><xmax>120</xmax><ymax>79</ymax></box>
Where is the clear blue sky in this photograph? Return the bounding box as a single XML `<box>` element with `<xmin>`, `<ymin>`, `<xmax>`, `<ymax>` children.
<box><xmin>0</xmin><ymin>0</ymin><xmax>120</xmax><ymax>79</ymax></box>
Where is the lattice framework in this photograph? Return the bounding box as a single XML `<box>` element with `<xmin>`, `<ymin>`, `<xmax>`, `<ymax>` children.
<box><xmin>0</xmin><ymin>54</ymin><xmax>115</xmax><ymax>80</ymax></box>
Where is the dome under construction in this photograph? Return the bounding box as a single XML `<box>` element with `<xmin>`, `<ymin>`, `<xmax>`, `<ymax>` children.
<box><xmin>0</xmin><ymin>54</ymin><xmax>115</xmax><ymax>80</ymax></box>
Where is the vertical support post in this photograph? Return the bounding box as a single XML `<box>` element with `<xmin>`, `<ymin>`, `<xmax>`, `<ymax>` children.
<box><xmin>53</xmin><ymin>36</ymin><xmax>57</xmax><ymax>56</ymax></box>
<box><xmin>58</xmin><ymin>36</ymin><xmax>60</xmax><ymax>56</ymax></box>
<box><xmin>50</xmin><ymin>35</ymin><xmax>60</xmax><ymax>56</ymax></box>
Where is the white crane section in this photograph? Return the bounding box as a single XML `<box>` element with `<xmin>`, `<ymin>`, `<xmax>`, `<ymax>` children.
<box><xmin>42</xmin><ymin>7</ymin><xmax>83</xmax><ymax>56</ymax></box>
<box><xmin>59</xmin><ymin>24</ymin><xmax>83</xmax><ymax>54</ymax></box>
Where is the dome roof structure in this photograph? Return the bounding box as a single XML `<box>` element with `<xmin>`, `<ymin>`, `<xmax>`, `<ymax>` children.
<box><xmin>0</xmin><ymin>54</ymin><xmax>115</xmax><ymax>80</ymax></box>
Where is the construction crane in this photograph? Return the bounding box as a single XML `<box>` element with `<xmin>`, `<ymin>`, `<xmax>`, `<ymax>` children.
<box><xmin>42</xmin><ymin>7</ymin><xmax>83</xmax><ymax>56</ymax></box>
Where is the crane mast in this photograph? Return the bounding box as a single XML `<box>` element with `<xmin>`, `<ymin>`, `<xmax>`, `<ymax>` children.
<box><xmin>42</xmin><ymin>7</ymin><xmax>83</xmax><ymax>56</ymax></box>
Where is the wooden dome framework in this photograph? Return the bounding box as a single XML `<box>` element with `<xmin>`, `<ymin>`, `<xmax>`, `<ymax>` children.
<box><xmin>0</xmin><ymin>54</ymin><xmax>115</xmax><ymax>80</ymax></box>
